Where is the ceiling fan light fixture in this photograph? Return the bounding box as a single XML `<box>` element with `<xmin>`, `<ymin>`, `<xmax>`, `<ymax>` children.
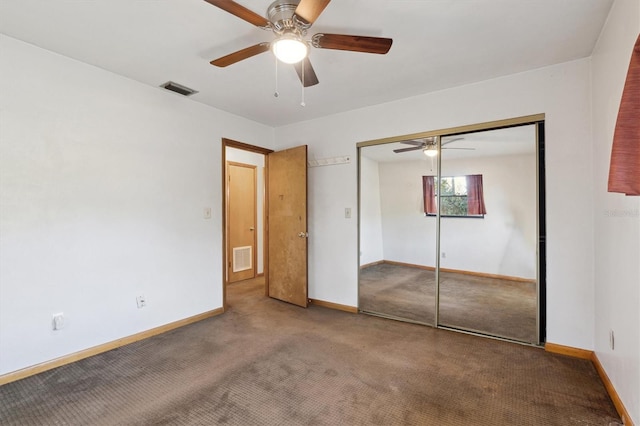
<box><xmin>272</xmin><ymin>33</ymin><xmax>308</xmax><ymax>64</ymax></box>
<box><xmin>424</xmin><ymin>146</ymin><xmax>438</xmax><ymax>157</ymax></box>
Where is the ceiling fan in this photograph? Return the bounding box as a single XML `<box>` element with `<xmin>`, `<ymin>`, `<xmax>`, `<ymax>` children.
<box><xmin>393</xmin><ymin>137</ymin><xmax>474</xmax><ymax>157</ymax></box>
<box><xmin>204</xmin><ymin>0</ymin><xmax>393</xmax><ymax>87</ymax></box>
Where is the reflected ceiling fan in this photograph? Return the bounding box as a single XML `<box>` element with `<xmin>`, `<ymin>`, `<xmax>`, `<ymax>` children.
<box><xmin>393</xmin><ymin>137</ymin><xmax>474</xmax><ymax>157</ymax></box>
<box><xmin>204</xmin><ymin>0</ymin><xmax>393</xmax><ymax>87</ymax></box>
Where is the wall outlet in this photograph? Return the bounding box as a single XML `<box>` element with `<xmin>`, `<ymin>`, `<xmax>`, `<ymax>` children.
<box><xmin>52</xmin><ymin>313</ymin><xmax>64</xmax><ymax>330</ymax></box>
<box><xmin>136</xmin><ymin>295</ymin><xmax>146</xmax><ymax>309</ymax></box>
<box><xmin>609</xmin><ymin>329</ymin><xmax>615</xmax><ymax>350</ymax></box>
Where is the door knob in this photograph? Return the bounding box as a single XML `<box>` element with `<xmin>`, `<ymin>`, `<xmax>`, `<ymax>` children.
<box><xmin>249</xmin><ymin>227</ymin><xmax>255</xmax><ymax>231</ymax></box>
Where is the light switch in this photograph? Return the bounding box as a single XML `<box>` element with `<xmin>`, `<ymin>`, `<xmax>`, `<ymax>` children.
<box><xmin>345</xmin><ymin>208</ymin><xmax>351</xmax><ymax>219</ymax></box>
<box><xmin>203</xmin><ymin>207</ymin><xmax>212</xmax><ymax>219</ymax></box>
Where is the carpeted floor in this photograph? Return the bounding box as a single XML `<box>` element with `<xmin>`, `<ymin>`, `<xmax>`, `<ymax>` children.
<box><xmin>0</xmin><ymin>277</ymin><xmax>621</xmax><ymax>425</ymax></box>
<box><xmin>359</xmin><ymin>263</ymin><xmax>537</xmax><ymax>343</ymax></box>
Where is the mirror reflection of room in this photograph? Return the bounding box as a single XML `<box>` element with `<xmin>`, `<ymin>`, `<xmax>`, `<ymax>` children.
<box><xmin>359</xmin><ymin>124</ymin><xmax>539</xmax><ymax>344</ymax></box>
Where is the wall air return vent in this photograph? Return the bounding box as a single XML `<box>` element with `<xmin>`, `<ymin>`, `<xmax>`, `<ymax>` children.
<box><xmin>160</xmin><ymin>81</ymin><xmax>198</xmax><ymax>96</ymax></box>
<box><xmin>232</xmin><ymin>246</ymin><xmax>252</xmax><ymax>272</ymax></box>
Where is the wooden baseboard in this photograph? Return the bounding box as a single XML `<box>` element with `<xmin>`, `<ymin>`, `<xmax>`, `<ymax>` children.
<box><xmin>359</xmin><ymin>260</ymin><xmax>385</xmax><ymax>269</ymax></box>
<box><xmin>371</xmin><ymin>260</ymin><xmax>536</xmax><ymax>283</ymax></box>
<box><xmin>381</xmin><ymin>260</ymin><xmax>435</xmax><ymax>271</ymax></box>
<box><xmin>309</xmin><ymin>299</ymin><xmax>358</xmax><ymax>314</ymax></box>
<box><xmin>439</xmin><ymin>267</ymin><xmax>536</xmax><ymax>283</ymax></box>
<box><xmin>0</xmin><ymin>308</ymin><xmax>224</xmax><ymax>386</ymax></box>
<box><xmin>544</xmin><ymin>342</ymin><xmax>593</xmax><ymax>359</ymax></box>
<box><xmin>545</xmin><ymin>342</ymin><xmax>634</xmax><ymax>425</ymax></box>
<box><xmin>591</xmin><ymin>352</ymin><xmax>635</xmax><ymax>426</ymax></box>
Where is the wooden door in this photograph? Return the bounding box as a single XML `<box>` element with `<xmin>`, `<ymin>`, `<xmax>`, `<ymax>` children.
<box><xmin>227</xmin><ymin>162</ymin><xmax>257</xmax><ymax>283</ymax></box>
<box><xmin>267</xmin><ymin>145</ymin><xmax>308</xmax><ymax>307</ymax></box>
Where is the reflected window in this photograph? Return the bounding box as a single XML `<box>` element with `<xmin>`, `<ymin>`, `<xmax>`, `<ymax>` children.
<box><xmin>422</xmin><ymin>175</ymin><xmax>486</xmax><ymax>217</ymax></box>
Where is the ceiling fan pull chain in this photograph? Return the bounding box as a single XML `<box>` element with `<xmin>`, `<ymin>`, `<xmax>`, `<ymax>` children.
<box><xmin>300</xmin><ymin>62</ymin><xmax>306</xmax><ymax>107</ymax></box>
<box><xmin>274</xmin><ymin>54</ymin><xmax>279</xmax><ymax>98</ymax></box>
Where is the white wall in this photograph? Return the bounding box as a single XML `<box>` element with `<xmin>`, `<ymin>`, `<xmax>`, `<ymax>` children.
<box><xmin>591</xmin><ymin>0</ymin><xmax>640</xmax><ymax>423</ymax></box>
<box><xmin>275</xmin><ymin>58</ymin><xmax>594</xmax><ymax>349</ymax></box>
<box><xmin>226</xmin><ymin>148</ymin><xmax>265</xmax><ymax>274</ymax></box>
<box><xmin>376</xmin><ymin>154</ymin><xmax>537</xmax><ymax>279</ymax></box>
<box><xmin>0</xmin><ymin>36</ymin><xmax>274</xmax><ymax>375</ymax></box>
<box><xmin>359</xmin><ymin>156</ymin><xmax>384</xmax><ymax>266</ymax></box>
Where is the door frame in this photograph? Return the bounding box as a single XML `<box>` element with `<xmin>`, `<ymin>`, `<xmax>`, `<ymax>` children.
<box><xmin>222</xmin><ymin>138</ymin><xmax>273</xmax><ymax>310</ymax></box>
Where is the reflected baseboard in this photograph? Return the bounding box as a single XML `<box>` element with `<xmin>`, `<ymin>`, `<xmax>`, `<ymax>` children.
<box><xmin>362</xmin><ymin>260</ymin><xmax>535</xmax><ymax>283</ymax></box>
<box><xmin>359</xmin><ymin>260</ymin><xmax>385</xmax><ymax>269</ymax></box>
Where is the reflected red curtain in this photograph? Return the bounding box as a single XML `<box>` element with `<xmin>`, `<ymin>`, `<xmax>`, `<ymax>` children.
<box><xmin>422</xmin><ymin>176</ymin><xmax>437</xmax><ymax>214</ymax></box>
<box><xmin>608</xmin><ymin>34</ymin><xmax>640</xmax><ymax>196</ymax></box>
<box><xmin>466</xmin><ymin>174</ymin><xmax>487</xmax><ymax>215</ymax></box>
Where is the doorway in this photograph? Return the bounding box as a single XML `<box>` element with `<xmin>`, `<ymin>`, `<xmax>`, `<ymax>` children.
<box><xmin>222</xmin><ymin>139</ymin><xmax>309</xmax><ymax>309</ymax></box>
<box><xmin>357</xmin><ymin>115</ymin><xmax>546</xmax><ymax>345</ymax></box>
<box><xmin>223</xmin><ymin>139</ymin><xmax>270</xmax><ymax>308</ymax></box>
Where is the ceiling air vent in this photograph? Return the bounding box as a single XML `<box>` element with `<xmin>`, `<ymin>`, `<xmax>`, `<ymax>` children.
<box><xmin>160</xmin><ymin>81</ymin><xmax>198</xmax><ymax>97</ymax></box>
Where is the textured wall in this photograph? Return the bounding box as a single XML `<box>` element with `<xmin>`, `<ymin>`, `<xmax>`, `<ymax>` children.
<box><xmin>0</xmin><ymin>36</ymin><xmax>273</xmax><ymax>375</ymax></box>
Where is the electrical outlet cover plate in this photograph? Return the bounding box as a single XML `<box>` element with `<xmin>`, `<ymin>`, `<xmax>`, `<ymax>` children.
<box><xmin>136</xmin><ymin>295</ymin><xmax>146</xmax><ymax>308</ymax></box>
<box><xmin>52</xmin><ymin>313</ymin><xmax>64</xmax><ymax>330</ymax></box>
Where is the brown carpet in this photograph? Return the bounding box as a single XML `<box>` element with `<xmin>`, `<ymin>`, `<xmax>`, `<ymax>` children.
<box><xmin>359</xmin><ymin>263</ymin><xmax>537</xmax><ymax>343</ymax></box>
<box><xmin>0</xmin><ymin>277</ymin><xmax>621</xmax><ymax>425</ymax></box>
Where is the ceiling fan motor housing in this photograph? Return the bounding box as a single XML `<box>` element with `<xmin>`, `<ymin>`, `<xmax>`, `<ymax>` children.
<box><xmin>267</xmin><ymin>0</ymin><xmax>309</xmax><ymax>34</ymax></box>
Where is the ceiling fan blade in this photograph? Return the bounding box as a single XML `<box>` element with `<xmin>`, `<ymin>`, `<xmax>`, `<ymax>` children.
<box><xmin>441</xmin><ymin>137</ymin><xmax>465</xmax><ymax>146</ymax></box>
<box><xmin>293</xmin><ymin>57</ymin><xmax>319</xmax><ymax>87</ymax></box>
<box><xmin>312</xmin><ymin>33</ymin><xmax>393</xmax><ymax>54</ymax></box>
<box><xmin>294</xmin><ymin>0</ymin><xmax>331</xmax><ymax>25</ymax></box>
<box><xmin>400</xmin><ymin>138</ymin><xmax>434</xmax><ymax>146</ymax></box>
<box><xmin>203</xmin><ymin>0</ymin><xmax>270</xmax><ymax>27</ymax></box>
<box><xmin>210</xmin><ymin>43</ymin><xmax>270</xmax><ymax>67</ymax></box>
<box><xmin>393</xmin><ymin>146</ymin><xmax>424</xmax><ymax>154</ymax></box>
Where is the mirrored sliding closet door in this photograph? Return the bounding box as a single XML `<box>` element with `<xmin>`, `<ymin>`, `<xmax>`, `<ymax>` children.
<box><xmin>358</xmin><ymin>118</ymin><xmax>544</xmax><ymax>345</ymax></box>
<box><xmin>358</xmin><ymin>142</ymin><xmax>438</xmax><ymax>326</ymax></box>
<box><xmin>436</xmin><ymin>125</ymin><xmax>538</xmax><ymax>343</ymax></box>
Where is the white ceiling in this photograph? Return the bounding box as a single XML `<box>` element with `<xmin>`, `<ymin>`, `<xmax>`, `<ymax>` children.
<box><xmin>0</xmin><ymin>0</ymin><xmax>613</xmax><ymax>127</ymax></box>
